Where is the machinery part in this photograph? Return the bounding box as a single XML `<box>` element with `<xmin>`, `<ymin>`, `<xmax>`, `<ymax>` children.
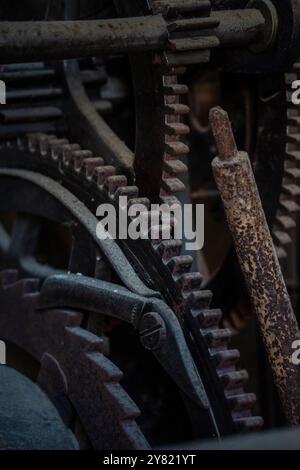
<box><xmin>211</xmin><ymin>0</ymin><xmax>300</xmax><ymax>72</ymax></box>
<box><xmin>0</xmin><ymin>132</ymin><xmax>262</xmax><ymax>438</ymax></box>
<box><xmin>0</xmin><ymin>0</ymin><xmax>263</xmax><ymax>443</ymax></box>
<box><xmin>210</xmin><ymin>106</ymin><xmax>300</xmax><ymax>425</ymax></box>
<box><xmin>0</xmin><ymin>8</ymin><xmax>270</xmax><ymax>64</ymax></box>
<box><xmin>0</xmin><ymin>270</ymin><xmax>149</xmax><ymax>449</ymax></box>
<box><xmin>0</xmin><ymin>17</ymin><xmax>169</xmax><ymax>62</ymax></box>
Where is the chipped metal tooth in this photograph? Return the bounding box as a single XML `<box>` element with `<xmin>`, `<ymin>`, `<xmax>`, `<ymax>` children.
<box><xmin>95</xmin><ymin>165</ymin><xmax>116</xmax><ymax>185</ymax></box>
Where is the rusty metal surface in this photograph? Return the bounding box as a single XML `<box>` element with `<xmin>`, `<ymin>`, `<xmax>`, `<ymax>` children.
<box><xmin>0</xmin><ymin>17</ymin><xmax>168</xmax><ymax>63</ymax></box>
<box><xmin>210</xmin><ymin>107</ymin><xmax>300</xmax><ymax>425</ymax></box>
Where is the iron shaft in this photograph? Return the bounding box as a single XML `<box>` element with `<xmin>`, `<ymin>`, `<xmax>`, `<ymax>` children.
<box><xmin>212</xmin><ymin>151</ymin><xmax>300</xmax><ymax>425</ymax></box>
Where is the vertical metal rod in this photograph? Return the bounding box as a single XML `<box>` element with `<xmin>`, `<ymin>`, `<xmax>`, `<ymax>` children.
<box><xmin>210</xmin><ymin>106</ymin><xmax>300</xmax><ymax>425</ymax></box>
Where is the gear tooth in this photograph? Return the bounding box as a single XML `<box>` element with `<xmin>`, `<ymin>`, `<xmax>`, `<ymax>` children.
<box><xmin>275</xmin><ymin>215</ymin><xmax>296</xmax><ymax>231</ymax></box>
<box><xmin>103</xmin><ymin>382</ymin><xmax>140</xmax><ymax>420</ymax></box>
<box><xmin>218</xmin><ymin>370</ymin><xmax>249</xmax><ymax>391</ymax></box>
<box><xmin>128</xmin><ymin>197</ymin><xmax>150</xmax><ymax>210</ymax></box>
<box><xmin>164</xmin><ymin>103</ymin><xmax>190</xmax><ymax>115</ymax></box>
<box><xmin>287</xmin><ymin>133</ymin><xmax>300</xmax><ymax>145</ymax></box>
<box><xmin>81</xmin><ymin>157</ymin><xmax>104</xmax><ymax>178</ymax></box>
<box><xmin>156</xmin><ymin>239</ymin><xmax>182</xmax><ymax>260</ymax></box>
<box><xmin>165</xmin><ymin>141</ymin><xmax>190</xmax><ymax>156</ymax></box>
<box><xmin>211</xmin><ymin>349</ymin><xmax>240</xmax><ymax>369</ymax></box>
<box><xmin>286</xmin><ymin>150</ymin><xmax>300</xmax><ymax>163</ymax></box>
<box><xmin>187</xmin><ymin>291</ymin><xmax>213</xmax><ymax>310</ymax></box>
<box><xmin>165</xmin><ymin>122</ymin><xmax>190</xmax><ymax>136</ymax></box>
<box><xmin>279</xmin><ymin>198</ymin><xmax>300</xmax><ymax>214</ymax></box>
<box><xmin>228</xmin><ymin>393</ymin><xmax>256</xmax><ymax>412</ymax></box>
<box><xmin>162</xmin><ymin>177</ymin><xmax>186</xmax><ymax>193</ymax></box>
<box><xmin>27</xmin><ymin>133</ymin><xmax>45</xmax><ymax>152</ymax></box>
<box><xmin>104</xmin><ymin>175</ymin><xmax>127</xmax><ymax>196</ymax></box>
<box><xmin>167</xmin><ymin>255</ymin><xmax>193</xmax><ymax>277</ymax></box>
<box><xmin>273</xmin><ymin>230</ymin><xmax>292</xmax><ymax>246</ymax></box>
<box><xmin>177</xmin><ymin>272</ymin><xmax>202</xmax><ymax>292</ymax></box>
<box><xmin>164</xmin><ymin>159</ymin><xmax>188</xmax><ymax>176</ymax></box>
<box><xmin>285</xmin><ymin>167</ymin><xmax>300</xmax><ymax>181</ymax></box>
<box><xmin>95</xmin><ymin>165</ymin><xmax>116</xmax><ymax>186</ymax></box>
<box><xmin>203</xmin><ymin>328</ymin><xmax>231</xmax><ymax>349</ymax></box>
<box><xmin>114</xmin><ymin>186</ymin><xmax>139</xmax><ymax>201</ymax></box>
<box><xmin>235</xmin><ymin>416</ymin><xmax>264</xmax><ymax>432</ymax></box>
<box><xmin>61</xmin><ymin>143</ymin><xmax>81</xmax><ymax>164</ymax></box>
<box><xmin>17</xmin><ymin>136</ymin><xmax>26</xmax><ymax>150</ymax></box>
<box><xmin>39</xmin><ymin>134</ymin><xmax>57</xmax><ymax>156</ymax></box>
<box><xmin>0</xmin><ymin>269</ymin><xmax>19</xmax><ymax>287</ymax></box>
<box><xmin>69</xmin><ymin>150</ymin><xmax>93</xmax><ymax>171</ymax></box>
<box><xmin>287</xmin><ymin>116</ymin><xmax>300</xmax><ymax>126</ymax></box>
<box><xmin>49</xmin><ymin>138</ymin><xmax>69</xmax><ymax>160</ymax></box>
<box><xmin>192</xmin><ymin>308</ymin><xmax>222</xmax><ymax>328</ymax></box>
<box><xmin>163</xmin><ymin>83</ymin><xmax>189</xmax><ymax>95</ymax></box>
<box><xmin>281</xmin><ymin>183</ymin><xmax>300</xmax><ymax>198</ymax></box>
<box><xmin>275</xmin><ymin>245</ymin><xmax>288</xmax><ymax>260</ymax></box>
<box><xmin>160</xmin><ymin>195</ymin><xmax>181</xmax><ymax>207</ymax></box>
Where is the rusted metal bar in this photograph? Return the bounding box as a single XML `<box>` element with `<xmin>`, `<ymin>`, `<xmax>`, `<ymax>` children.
<box><xmin>210</xmin><ymin>106</ymin><xmax>300</xmax><ymax>425</ymax></box>
<box><xmin>0</xmin><ymin>17</ymin><xmax>168</xmax><ymax>63</ymax></box>
<box><xmin>0</xmin><ymin>9</ymin><xmax>268</xmax><ymax>64</ymax></box>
